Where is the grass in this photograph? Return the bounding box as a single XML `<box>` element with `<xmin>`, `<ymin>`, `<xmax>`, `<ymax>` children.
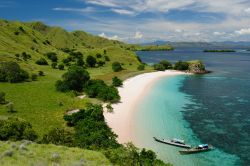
<box><xmin>0</xmin><ymin>141</ymin><xmax>110</xmax><ymax>165</ymax></box>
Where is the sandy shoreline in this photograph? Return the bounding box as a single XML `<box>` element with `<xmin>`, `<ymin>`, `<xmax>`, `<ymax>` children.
<box><xmin>104</xmin><ymin>70</ymin><xmax>186</xmax><ymax>144</ymax></box>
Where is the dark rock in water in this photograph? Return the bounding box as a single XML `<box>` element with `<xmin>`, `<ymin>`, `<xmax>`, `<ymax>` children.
<box><xmin>187</xmin><ymin>60</ymin><xmax>209</xmax><ymax>74</ymax></box>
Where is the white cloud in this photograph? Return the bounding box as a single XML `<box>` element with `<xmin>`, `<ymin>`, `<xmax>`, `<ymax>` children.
<box><xmin>245</xmin><ymin>8</ymin><xmax>250</xmax><ymax>13</ymax></box>
<box><xmin>134</xmin><ymin>31</ymin><xmax>143</xmax><ymax>39</ymax></box>
<box><xmin>53</xmin><ymin>7</ymin><xmax>94</xmax><ymax>13</ymax></box>
<box><xmin>213</xmin><ymin>31</ymin><xmax>226</xmax><ymax>36</ymax></box>
<box><xmin>98</xmin><ymin>32</ymin><xmax>122</xmax><ymax>41</ymax></box>
<box><xmin>235</xmin><ymin>28</ymin><xmax>250</xmax><ymax>35</ymax></box>
<box><xmin>111</xmin><ymin>9</ymin><xmax>135</xmax><ymax>15</ymax></box>
<box><xmin>175</xmin><ymin>29</ymin><xmax>183</xmax><ymax>33</ymax></box>
<box><xmin>85</xmin><ymin>0</ymin><xmax>118</xmax><ymax>7</ymax></box>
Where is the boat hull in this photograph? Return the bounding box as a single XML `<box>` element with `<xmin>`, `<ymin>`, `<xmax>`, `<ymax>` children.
<box><xmin>179</xmin><ymin>146</ymin><xmax>213</xmax><ymax>154</ymax></box>
<box><xmin>153</xmin><ymin>137</ymin><xmax>191</xmax><ymax>149</ymax></box>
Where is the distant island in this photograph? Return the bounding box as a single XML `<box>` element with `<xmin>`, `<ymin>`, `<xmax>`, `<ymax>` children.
<box><xmin>204</xmin><ymin>49</ymin><xmax>236</xmax><ymax>52</ymax></box>
<box><xmin>127</xmin><ymin>44</ymin><xmax>174</xmax><ymax>51</ymax></box>
<box><xmin>247</xmin><ymin>49</ymin><xmax>250</xmax><ymax>51</ymax></box>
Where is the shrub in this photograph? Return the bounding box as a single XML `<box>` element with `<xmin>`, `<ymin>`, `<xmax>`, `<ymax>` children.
<box><xmin>137</xmin><ymin>64</ymin><xmax>145</xmax><ymax>71</ymax></box>
<box><xmin>112</xmin><ymin>62</ymin><xmax>122</xmax><ymax>72</ymax></box>
<box><xmin>21</xmin><ymin>52</ymin><xmax>31</xmax><ymax>61</ymax></box>
<box><xmin>56</xmin><ymin>65</ymin><xmax>90</xmax><ymax>92</ymax></box>
<box><xmin>85</xmin><ymin>79</ymin><xmax>120</xmax><ymax>102</ymax></box>
<box><xmin>31</xmin><ymin>73</ymin><xmax>38</xmax><ymax>81</ymax></box>
<box><xmin>38</xmin><ymin>71</ymin><xmax>44</xmax><ymax>76</ymax></box>
<box><xmin>104</xmin><ymin>56</ymin><xmax>110</xmax><ymax>61</ymax></box>
<box><xmin>45</xmin><ymin>52</ymin><xmax>58</xmax><ymax>62</ymax></box>
<box><xmin>15</xmin><ymin>54</ymin><xmax>20</xmax><ymax>58</ymax></box>
<box><xmin>153</xmin><ymin>64</ymin><xmax>165</xmax><ymax>71</ymax></box>
<box><xmin>174</xmin><ymin>61</ymin><xmax>189</xmax><ymax>71</ymax></box>
<box><xmin>104</xmin><ymin>49</ymin><xmax>107</xmax><ymax>54</ymax></box>
<box><xmin>0</xmin><ymin>118</ymin><xmax>37</xmax><ymax>141</ymax></box>
<box><xmin>62</xmin><ymin>57</ymin><xmax>71</xmax><ymax>66</ymax></box>
<box><xmin>41</xmin><ymin>128</ymin><xmax>74</xmax><ymax>147</ymax></box>
<box><xmin>160</xmin><ymin>60</ymin><xmax>172</xmax><ymax>69</ymax></box>
<box><xmin>58</xmin><ymin>64</ymin><xmax>64</xmax><ymax>70</ymax></box>
<box><xmin>112</xmin><ymin>77</ymin><xmax>123</xmax><ymax>87</ymax></box>
<box><xmin>0</xmin><ymin>61</ymin><xmax>29</xmax><ymax>83</ymax></box>
<box><xmin>86</xmin><ymin>55</ymin><xmax>96</xmax><ymax>67</ymax></box>
<box><xmin>76</xmin><ymin>57</ymin><xmax>84</xmax><ymax>66</ymax></box>
<box><xmin>36</xmin><ymin>58</ymin><xmax>48</xmax><ymax>65</ymax></box>
<box><xmin>0</xmin><ymin>92</ymin><xmax>6</xmax><ymax>104</ymax></box>
<box><xmin>51</xmin><ymin>62</ymin><xmax>57</xmax><ymax>69</ymax></box>
<box><xmin>97</xmin><ymin>60</ymin><xmax>105</xmax><ymax>67</ymax></box>
<box><xmin>14</xmin><ymin>31</ymin><xmax>19</xmax><ymax>35</ymax></box>
<box><xmin>96</xmin><ymin>53</ymin><xmax>102</xmax><ymax>58</ymax></box>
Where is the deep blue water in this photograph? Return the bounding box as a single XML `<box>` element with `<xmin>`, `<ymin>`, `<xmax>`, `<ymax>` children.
<box><xmin>136</xmin><ymin>48</ymin><xmax>250</xmax><ymax>166</ymax></box>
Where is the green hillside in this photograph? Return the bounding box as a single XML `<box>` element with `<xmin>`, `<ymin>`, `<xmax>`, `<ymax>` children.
<box><xmin>0</xmin><ymin>141</ymin><xmax>110</xmax><ymax>166</ymax></box>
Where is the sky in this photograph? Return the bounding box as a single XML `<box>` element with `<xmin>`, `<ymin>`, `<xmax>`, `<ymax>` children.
<box><xmin>0</xmin><ymin>0</ymin><xmax>250</xmax><ymax>43</ymax></box>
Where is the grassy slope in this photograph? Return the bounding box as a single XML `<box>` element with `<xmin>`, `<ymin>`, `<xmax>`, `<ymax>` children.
<box><xmin>0</xmin><ymin>19</ymin><xmax>148</xmax><ymax>137</ymax></box>
<box><xmin>0</xmin><ymin>141</ymin><xmax>110</xmax><ymax>166</ymax></box>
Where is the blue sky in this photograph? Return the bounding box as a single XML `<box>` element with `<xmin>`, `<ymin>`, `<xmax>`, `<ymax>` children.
<box><xmin>1</xmin><ymin>0</ymin><xmax>250</xmax><ymax>43</ymax></box>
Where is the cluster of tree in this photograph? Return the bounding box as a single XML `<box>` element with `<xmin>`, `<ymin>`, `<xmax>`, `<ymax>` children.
<box><xmin>173</xmin><ymin>61</ymin><xmax>189</xmax><ymax>71</ymax></box>
<box><xmin>0</xmin><ymin>118</ymin><xmax>37</xmax><ymax>141</ymax></box>
<box><xmin>15</xmin><ymin>52</ymin><xmax>31</xmax><ymax>61</ymax></box>
<box><xmin>45</xmin><ymin>52</ymin><xmax>58</xmax><ymax>62</ymax></box>
<box><xmin>153</xmin><ymin>60</ymin><xmax>172</xmax><ymax>71</ymax></box>
<box><xmin>85</xmin><ymin>79</ymin><xmax>120</xmax><ymax>103</ymax></box>
<box><xmin>62</xmin><ymin>51</ymin><xmax>84</xmax><ymax>67</ymax></box>
<box><xmin>112</xmin><ymin>76</ymin><xmax>123</xmax><ymax>87</ymax></box>
<box><xmin>36</xmin><ymin>58</ymin><xmax>48</xmax><ymax>65</ymax></box>
<box><xmin>56</xmin><ymin>65</ymin><xmax>90</xmax><ymax>92</ymax></box>
<box><xmin>204</xmin><ymin>49</ymin><xmax>236</xmax><ymax>52</ymax></box>
<box><xmin>0</xmin><ymin>61</ymin><xmax>29</xmax><ymax>83</ymax></box>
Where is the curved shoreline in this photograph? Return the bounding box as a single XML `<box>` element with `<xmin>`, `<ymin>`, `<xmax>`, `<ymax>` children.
<box><xmin>104</xmin><ymin>70</ymin><xmax>187</xmax><ymax>144</ymax></box>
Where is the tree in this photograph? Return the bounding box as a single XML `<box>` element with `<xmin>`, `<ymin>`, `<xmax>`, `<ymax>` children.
<box><xmin>112</xmin><ymin>77</ymin><xmax>123</xmax><ymax>87</ymax></box>
<box><xmin>97</xmin><ymin>61</ymin><xmax>105</xmax><ymax>67</ymax></box>
<box><xmin>76</xmin><ymin>57</ymin><xmax>84</xmax><ymax>66</ymax></box>
<box><xmin>153</xmin><ymin>64</ymin><xmax>165</xmax><ymax>71</ymax></box>
<box><xmin>45</xmin><ymin>52</ymin><xmax>58</xmax><ymax>62</ymax></box>
<box><xmin>51</xmin><ymin>62</ymin><xmax>57</xmax><ymax>69</ymax></box>
<box><xmin>160</xmin><ymin>60</ymin><xmax>172</xmax><ymax>69</ymax></box>
<box><xmin>0</xmin><ymin>118</ymin><xmax>37</xmax><ymax>141</ymax></box>
<box><xmin>174</xmin><ymin>61</ymin><xmax>189</xmax><ymax>71</ymax></box>
<box><xmin>38</xmin><ymin>71</ymin><xmax>44</xmax><ymax>76</ymax></box>
<box><xmin>55</xmin><ymin>65</ymin><xmax>90</xmax><ymax>92</ymax></box>
<box><xmin>58</xmin><ymin>64</ymin><xmax>64</xmax><ymax>70</ymax></box>
<box><xmin>21</xmin><ymin>52</ymin><xmax>31</xmax><ymax>61</ymax></box>
<box><xmin>112</xmin><ymin>62</ymin><xmax>122</xmax><ymax>72</ymax></box>
<box><xmin>41</xmin><ymin>128</ymin><xmax>74</xmax><ymax>147</ymax></box>
<box><xmin>0</xmin><ymin>61</ymin><xmax>29</xmax><ymax>83</ymax></box>
<box><xmin>104</xmin><ymin>56</ymin><xmax>110</xmax><ymax>61</ymax></box>
<box><xmin>0</xmin><ymin>92</ymin><xmax>6</xmax><ymax>104</ymax></box>
<box><xmin>137</xmin><ymin>64</ymin><xmax>145</xmax><ymax>71</ymax></box>
<box><xmin>86</xmin><ymin>55</ymin><xmax>97</xmax><ymax>67</ymax></box>
<box><xmin>96</xmin><ymin>53</ymin><xmax>102</xmax><ymax>58</ymax></box>
<box><xmin>36</xmin><ymin>58</ymin><xmax>48</xmax><ymax>65</ymax></box>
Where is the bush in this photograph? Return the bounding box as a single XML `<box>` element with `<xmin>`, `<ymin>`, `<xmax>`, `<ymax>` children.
<box><xmin>76</xmin><ymin>57</ymin><xmax>84</xmax><ymax>66</ymax></box>
<box><xmin>0</xmin><ymin>61</ymin><xmax>29</xmax><ymax>83</ymax></box>
<box><xmin>51</xmin><ymin>62</ymin><xmax>57</xmax><ymax>69</ymax></box>
<box><xmin>38</xmin><ymin>71</ymin><xmax>44</xmax><ymax>76</ymax></box>
<box><xmin>86</xmin><ymin>55</ymin><xmax>96</xmax><ymax>67</ymax></box>
<box><xmin>21</xmin><ymin>52</ymin><xmax>31</xmax><ymax>61</ymax></box>
<box><xmin>62</xmin><ymin>57</ymin><xmax>71</xmax><ymax>66</ymax></box>
<box><xmin>41</xmin><ymin>128</ymin><xmax>74</xmax><ymax>147</ymax></box>
<box><xmin>104</xmin><ymin>56</ymin><xmax>110</xmax><ymax>61</ymax></box>
<box><xmin>153</xmin><ymin>64</ymin><xmax>165</xmax><ymax>71</ymax></box>
<box><xmin>160</xmin><ymin>60</ymin><xmax>172</xmax><ymax>69</ymax></box>
<box><xmin>112</xmin><ymin>62</ymin><xmax>122</xmax><ymax>72</ymax></box>
<box><xmin>85</xmin><ymin>79</ymin><xmax>120</xmax><ymax>103</ymax></box>
<box><xmin>96</xmin><ymin>53</ymin><xmax>102</xmax><ymax>58</ymax></box>
<box><xmin>137</xmin><ymin>64</ymin><xmax>145</xmax><ymax>71</ymax></box>
<box><xmin>0</xmin><ymin>92</ymin><xmax>6</xmax><ymax>104</ymax></box>
<box><xmin>0</xmin><ymin>118</ymin><xmax>37</xmax><ymax>141</ymax></box>
<box><xmin>58</xmin><ymin>64</ymin><xmax>64</xmax><ymax>70</ymax></box>
<box><xmin>45</xmin><ymin>52</ymin><xmax>58</xmax><ymax>62</ymax></box>
<box><xmin>112</xmin><ymin>77</ymin><xmax>123</xmax><ymax>87</ymax></box>
<box><xmin>174</xmin><ymin>61</ymin><xmax>189</xmax><ymax>71</ymax></box>
<box><xmin>97</xmin><ymin>60</ymin><xmax>105</xmax><ymax>67</ymax></box>
<box><xmin>56</xmin><ymin>65</ymin><xmax>90</xmax><ymax>92</ymax></box>
<box><xmin>36</xmin><ymin>58</ymin><xmax>48</xmax><ymax>65</ymax></box>
<box><xmin>31</xmin><ymin>73</ymin><xmax>38</xmax><ymax>81</ymax></box>
<box><xmin>104</xmin><ymin>50</ymin><xmax>107</xmax><ymax>54</ymax></box>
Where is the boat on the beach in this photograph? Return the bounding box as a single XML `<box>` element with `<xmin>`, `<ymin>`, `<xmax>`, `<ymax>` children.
<box><xmin>153</xmin><ymin>137</ymin><xmax>191</xmax><ymax>148</ymax></box>
<box><xmin>179</xmin><ymin>144</ymin><xmax>213</xmax><ymax>154</ymax></box>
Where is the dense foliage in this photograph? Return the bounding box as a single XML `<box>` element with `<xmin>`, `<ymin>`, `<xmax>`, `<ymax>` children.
<box><xmin>153</xmin><ymin>64</ymin><xmax>165</xmax><ymax>71</ymax></box>
<box><xmin>85</xmin><ymin>79</ymin><xmax>120</xmax><ymax>102</ymax></box>
<box><xmin>174</xmin><ymin>61</ymin><xmax>189</xmax><ymax>71</ymax></box>
<box><xmin>137</xmin><ymin>64</ymin><xmax>145</xmax><ymax>71</ymax></box>
<box><xmin>160</xmin><ymin>60</ymin><xmax>172</xmax><ymax>69</ymax></box>
<box><xmin>0</xmin><ymin>118</ymin><xmax>37</xmax><ymax>141</ymax></box>
<box><xmin>112</xmin><ymin>62</ymin><xmax>123</xmax><ymax>72</ymax></box>
<box><xmin>112</xmin><ymin>76</ymin><xmax>123</xmax><ymax>87</ymax></box>
<box><xmin>0</xmin><ymin>61</ymin><xmax>29</xmax><ymax>83</ymax></box>
<box><xmin>86</xmin><ymin>55</ymin><xmax>97</xmax><ymax>67</ymax></box>
<box><xmin>56</xmin><ymin>65</ymin><xmax>90</xmax><ymax>92</ymax></box>
<box><xmin>45</xmin><ymin>52</ymin><xmax>58</xmax><ymax>62</ymax></box>
<box><xmin>36</xmin><ymin>58</ymin><xmax>48</xmax><ymax>65</ymax></box>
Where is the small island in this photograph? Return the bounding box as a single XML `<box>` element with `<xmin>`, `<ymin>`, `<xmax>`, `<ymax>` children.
<box><xmin>127</xmin><ymin>44</ymin><xmax>174</xmax><ymax>51</ymax></box>
<box><xmin>204</xmin><ymin>49</ymin><xmax>236</xmax><ymax>52</ymax></box>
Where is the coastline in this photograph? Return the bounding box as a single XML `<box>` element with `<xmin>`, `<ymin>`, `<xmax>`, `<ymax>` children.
<box><xmin>104</xmin><ymin>70</ymin><xmax>187</xmax><ymax>144</ymax></box>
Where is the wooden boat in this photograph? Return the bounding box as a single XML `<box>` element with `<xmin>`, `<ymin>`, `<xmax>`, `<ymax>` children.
<box><xmin>179</xmin><ymin>144</ymin><xmax>213</xmax><ymax>154</ymax></box>
<box><xmin>153</xmin><ymin>137</ymin><xmax>191</xmax><ymax>148</ymax></box>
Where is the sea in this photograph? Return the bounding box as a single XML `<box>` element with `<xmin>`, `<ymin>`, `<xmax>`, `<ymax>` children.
<box><xmin>134</xmin><ymin>47</ymin><xmax>250</xmax><ymax>166</ymax></box>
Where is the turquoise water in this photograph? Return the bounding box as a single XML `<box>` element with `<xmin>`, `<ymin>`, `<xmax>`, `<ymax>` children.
<box><xmin>133</xmin><ymin>75</ymin><xmax>240</xmax><ymax>166</ymax></box>
<box><xmin>136</xmin><ymin>48</ymin><xmax>250</xmax><ymax>165</ymax></box>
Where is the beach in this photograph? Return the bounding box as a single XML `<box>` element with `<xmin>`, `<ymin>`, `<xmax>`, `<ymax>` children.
<box><xmin>104</xmin><ymin>70</ymin><xmax>186</xmax><ymax>144</ymax></box>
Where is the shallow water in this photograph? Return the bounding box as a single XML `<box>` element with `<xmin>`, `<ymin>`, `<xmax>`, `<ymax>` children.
<box><xmin>135</xmin><ymin>48</ymin><xmax>250</xmax><ymax>165</ymax></box>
